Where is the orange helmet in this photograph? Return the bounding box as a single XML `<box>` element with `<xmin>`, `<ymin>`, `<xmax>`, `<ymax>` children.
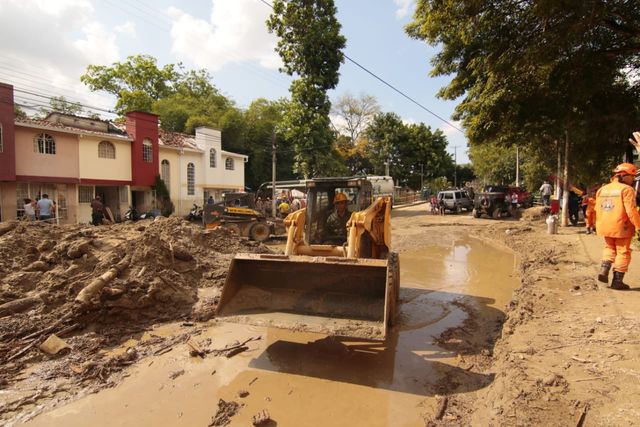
<box><xmin>334</xmin><ymin>192</ymin><xmax>348</xmax><ymax>204</ymax></box>
<box><xmin>613</xmin><ymin>163</ymin><xmax>638</xmax><ymax>176</ymax></box>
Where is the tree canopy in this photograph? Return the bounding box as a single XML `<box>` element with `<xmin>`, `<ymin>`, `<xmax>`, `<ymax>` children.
<box><xmin>267</xmin><ymin>0</ymin><xmax>346</xmax><ymax>178</ymax></box>
<box><xmin>407</xmin><ymin>0</ymin><xmax>640</xmax><ymax>188</ymax></box>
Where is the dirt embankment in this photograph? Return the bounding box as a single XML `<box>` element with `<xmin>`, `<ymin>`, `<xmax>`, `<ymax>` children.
<box><xmin>0</xmin><ymin>218</ymin><xmax>271</xmax><ymax>423</ymax></box>
<box><xmin>434</xmin><ymin>212</ymin><xmax>640</xmax><ymax>426</ymax></box>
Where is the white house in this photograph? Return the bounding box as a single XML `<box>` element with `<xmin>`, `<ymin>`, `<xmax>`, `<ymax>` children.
<box><xmin>159</xmin><ymin>127</ymin><xmax>247</xmax><ymax>216</ymax></box>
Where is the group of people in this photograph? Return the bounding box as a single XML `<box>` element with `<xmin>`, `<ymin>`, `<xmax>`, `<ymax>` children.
<box><xmin>22</xmin><ymin>194</ymin><xmax>56</xmax><ymax>223</ymax></box>
<box><xmin>255</xmin><ymin>194</ymin><xmax>304</xmax><ymax>218</ymax></box>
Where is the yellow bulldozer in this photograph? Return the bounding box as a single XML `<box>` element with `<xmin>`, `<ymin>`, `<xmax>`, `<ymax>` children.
<box><xmin>215</xmin><ymin>177</ymin><xmax>399</xmax><ymax>340</ymax></box>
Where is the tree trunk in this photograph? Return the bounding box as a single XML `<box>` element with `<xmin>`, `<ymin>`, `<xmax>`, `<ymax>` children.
<box><xmin>561</xmin><ymin>130</ymin><xmax>570</xmax><ymax>227</ymax></box>
<box><xmin>75</xmin><ymin>254</ymin><xmax>131</xmax><ymax>307</ymax></box>
<box><xmin>0</xmin><ymin>296</ymin><xmax>42</xmax><ymax>318</ymax></box>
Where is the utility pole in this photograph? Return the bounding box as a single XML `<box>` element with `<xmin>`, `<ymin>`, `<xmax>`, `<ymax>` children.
<box><xmin>555</xmin><ymin>140</ymin><xmax>561</xmax><ymax>200</ymax></box>
<box><xmin>453</xmin><ymin>146</ymin><xmax>458</xmax><ymax>188</ymax></box>
<box><xmin>515</xmin><ymin>145</ymin><xmax>520</xmax><ymax>187</ymax></box>
<box><xmin>384</xmin><ymin>159</ymin><xmax>390</xmax><ymax>176</ymax></box>
<box><xmin>271</xmin><ymin>130</ymin><xmax>277</xmax><ymax>219</ymax></box>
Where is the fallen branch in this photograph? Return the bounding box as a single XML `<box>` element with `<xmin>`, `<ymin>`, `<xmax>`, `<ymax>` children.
<box><xmin>75</xmin><ymin>254</ymin><xmax>131</xmax><ymax>307</ymax></box>
<box><xmin>210</xmin><ymin>336</ymin><xmax>261</xmax><ymax>353</ymax></box>
<box><xmin>0</xmin><ymin>221</ymin><xmax>18</xmax><ymax>237</ymax></box>
<box><xmin>0</xmin><ymin>295</ymin><xmax>42</xmax><ymax>318</ymax></box>
<box><xmin>574</xmin><ymin>376</ymin><xmax>607</xmax><ymax>382</ymax></box>
<box><xmin>435</xmin><ymin>396</ymin><xmax>449</xmax><ymax>420</ymax></box>
<box><xmin>571</xmin><ymin>356</ymin><xmax>593</xmax><ymax>363</ymax></box>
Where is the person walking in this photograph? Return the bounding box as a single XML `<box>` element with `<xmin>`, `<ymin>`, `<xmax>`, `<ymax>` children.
<box><xmin>584</xmin><ymin>190</ymin><xmax>596</xmax><ymax>234</ymax></box>
<box><xmin>36</xmin><ymin>194</ymin><xmax>55</xmax><ymax>223</ymax></box>
<box><xmin>90</xmin><ymin>195</ymin><xmax>104</xmax><ymax>226</ymax></box>
<box><xmin>595</xmin><ymin>163</ymin><xmax>640</xmax><ymax>290</ymax></box>
<box><xmin>539</xmin><ymin>180</ymin><xmax>553</xmax><ymax>206</ymax></box>
<box><xmin>23</xmin><ymin>198</ymin><xmax>36</xmax><ymax>220</ymax></box>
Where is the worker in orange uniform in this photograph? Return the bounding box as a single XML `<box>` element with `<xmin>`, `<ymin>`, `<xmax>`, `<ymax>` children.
<box><xmin>595</xmin><ymin>163</ymin><xmax>640</xmax><ymax>290</ymax></box>
<box><xmin>584</xmin><ymin>190</ymin><xmax>597</xmax><ymax>234</ymax></box>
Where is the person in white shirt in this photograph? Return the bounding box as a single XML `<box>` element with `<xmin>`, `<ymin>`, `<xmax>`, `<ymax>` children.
<box><xmin>23</xmin><ymin>198</ymin><xmax>36</xmax><ymax>220</ymax></box>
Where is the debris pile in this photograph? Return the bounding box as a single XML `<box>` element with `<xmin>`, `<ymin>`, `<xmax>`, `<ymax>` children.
<box><xmin>0</xmin><ymin>217</ymin><xmax>271</xmax><ymax>388</ymax></box>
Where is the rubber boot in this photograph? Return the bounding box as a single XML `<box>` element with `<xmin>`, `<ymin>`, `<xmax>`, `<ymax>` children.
<box><xmin>597</xmin><ymin>261</ymin><xmax>611</xmax><ymax>283</ymax></box>
<box><xmin>610</xmin><ymin>271</ymin><xmax>630</xmax><ymax>290</ymax></box>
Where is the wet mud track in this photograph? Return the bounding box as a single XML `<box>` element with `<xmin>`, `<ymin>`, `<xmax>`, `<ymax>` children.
<box><xmin>22</xmin><ymin>213</ymin><xmax>519</xmax><ymax>426</ymax></box>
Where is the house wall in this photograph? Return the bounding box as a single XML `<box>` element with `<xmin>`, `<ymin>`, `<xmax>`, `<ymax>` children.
<box><xmin>0</xmin><ymin>83</ymin><xmax>16</xmax><ymax>181</ymax></box>
<box><xmin>79</xmin><ymin>136</ymin><xmax>132</xmax><ymax>182</ymax></box>
<box><xmin>159</xmin><ymin>147</ymin><xmax>179</xmax><ymax>200</ymax></box>
<box><xmin>14</xmin><ymin>127</ymin><xmax>79</xmax><ymax>180</ymax></box>
<box><xmin>0</xmin><ymin>182</ymin><xmax>16</xmax><ymax>222</ymax></box>
<box><xmin>126</xmin><ymin>111</ymin><xmax>159</xmax><ymax>187</ymax></box>
<box><xmin>195</xmin><ymin>127</ymin><xmax>246</xmax><ymax>195</ymax></box>
<box><xmin>177</xmin><ymin>149</ymin><xmax>204</xmax><ymax>216</ymax></box>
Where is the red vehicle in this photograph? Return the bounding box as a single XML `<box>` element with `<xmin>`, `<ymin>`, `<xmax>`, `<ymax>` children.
<box><xmin>507</xmin><ymin>186</ymin><xmax>533</xmax><ymax>208</ymax></box>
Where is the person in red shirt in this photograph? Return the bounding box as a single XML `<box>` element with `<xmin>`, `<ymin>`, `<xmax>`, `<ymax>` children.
<box><xmin>595</xmin><ymin>163</ymin><xmax>640</xmax><ymax>289</ymax></box>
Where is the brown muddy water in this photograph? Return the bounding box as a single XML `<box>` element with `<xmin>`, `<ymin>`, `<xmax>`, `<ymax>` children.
<box><xmin>25</xmin><ymin>233</ymin><xmax>518</xmax><ymax>427</ymax></box>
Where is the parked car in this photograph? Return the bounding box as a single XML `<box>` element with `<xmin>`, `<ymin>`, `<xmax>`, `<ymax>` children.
<box><xmin>437</xmin><ymin>190</ymin><xmax>473</xmax><ymax>213</ymax></box>
<box><xmin>473</xmin><ymin>185</ymin><xmax>515</xmax><ymax>219</ymax></box>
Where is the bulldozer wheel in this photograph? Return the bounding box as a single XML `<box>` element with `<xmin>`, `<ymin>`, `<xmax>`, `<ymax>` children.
<box><xmin>249</xmin><ymin>222</ymin><xmax>271</xmax><ymax>242</ymax></box>
<box><xmin>226</xmin><ymin>223</ymin><xmax>241</xmax><ymax>236</ymax></box>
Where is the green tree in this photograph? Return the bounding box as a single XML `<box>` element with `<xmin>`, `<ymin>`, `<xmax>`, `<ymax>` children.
<box><xmin>40</xmin><ymin>96</ymin><xmax>84</xmax><ymax>116</ymax></box>
<box><xmin>81</xmin><ymin>55</ymin><xmax>181</xmax><ymax>114</ymax></box>
<box><xmin>267</xmin><ymin>0</ymin><xmax>347</xmax><ymax>177</ymax></box>
<box><xmin>407</xmin><ymin>0</ymin><xmax>640</xmax><ymax>221</ymax></box>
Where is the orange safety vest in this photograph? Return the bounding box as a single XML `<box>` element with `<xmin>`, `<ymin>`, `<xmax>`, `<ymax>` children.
<box><xmin>595</xmin><ymin>179</ymin><xmax>640</xmax><ymax>238</ymax></box>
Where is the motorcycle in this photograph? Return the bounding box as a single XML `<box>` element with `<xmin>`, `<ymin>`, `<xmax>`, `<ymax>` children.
<box><xmin>186</xmin><ymin>204</ymin><xmax>203</xmax><ymax>222</ymax></box>
<box><xmin>124</xmin><ymin>206</ymin><xmax>161</xmax><ymax>221</ymax></box>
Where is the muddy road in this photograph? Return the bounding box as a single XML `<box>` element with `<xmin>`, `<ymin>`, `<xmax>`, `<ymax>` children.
<box><xmin>3</xmin><ymin>204</ymin><xmax>639</xmax><ymax>426</ymax></box>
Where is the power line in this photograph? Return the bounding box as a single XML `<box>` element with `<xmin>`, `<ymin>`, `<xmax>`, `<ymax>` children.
<box><xmin>256</xmin><ymin>0</ymin><xmax>464</xmax><ymax>134</ymax></box>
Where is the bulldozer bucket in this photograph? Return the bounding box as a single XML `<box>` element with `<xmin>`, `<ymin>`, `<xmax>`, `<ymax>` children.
<box><xmin>216</xmin><ymin>253</ymin><xmax>397</xmax><ymax>340</ymax></box>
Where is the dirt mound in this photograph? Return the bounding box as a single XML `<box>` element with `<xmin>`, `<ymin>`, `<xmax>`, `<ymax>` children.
<box><xmin>0</xmin><ymin>218</ymin><xmax>271</xmax><ymax>389</ymax></box>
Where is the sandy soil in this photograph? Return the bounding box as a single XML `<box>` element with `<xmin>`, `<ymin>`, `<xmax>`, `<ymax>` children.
<box><xmin>1</xmin><ymin>205</ymin><xmax>638</xmax><ymax>426</ymax></box>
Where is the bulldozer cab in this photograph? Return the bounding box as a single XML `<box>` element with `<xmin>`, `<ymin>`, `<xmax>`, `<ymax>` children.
<box><xmin>305</xmin><ymin>178</ymin><xmax>373</xmax><ymax>245</ymax></box>
<box><xmin>216</xmin><ymin>177</ymin><xmax>398</xmax><ymax>341</ymax></box>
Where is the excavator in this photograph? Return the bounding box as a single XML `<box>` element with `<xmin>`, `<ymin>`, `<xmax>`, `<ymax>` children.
<box><xmin>215</xmin><ymin>177</ymin><xmax>399</xmax><ymax>340</ymax></box>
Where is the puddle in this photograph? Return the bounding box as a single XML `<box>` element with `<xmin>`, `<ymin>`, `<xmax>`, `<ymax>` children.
<box><xmin>25</xmin><ymin>233</ymin><xmax>518</xmax><ymax>427</ymax></box>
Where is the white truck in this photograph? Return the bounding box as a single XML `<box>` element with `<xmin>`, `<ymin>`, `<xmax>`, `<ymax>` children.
<box><xmin>366</xmin><ymin>175</ymin><xmax>395</xmax><ymax>206</ymax></box>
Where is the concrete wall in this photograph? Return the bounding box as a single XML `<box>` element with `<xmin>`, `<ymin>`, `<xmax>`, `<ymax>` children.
<box><xmin>14</xmin><ymin>127</ymin><xmax>79</xmax><ymax>179</ymax></box>
<box><xmin>79</xmin><ymin>136</ymin><xmax>132</xmax><ymax>182</ymax></box>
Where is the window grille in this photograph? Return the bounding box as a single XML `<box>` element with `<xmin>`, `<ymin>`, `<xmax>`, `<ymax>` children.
<box><xmin>210</xmin><ymin>148</ymin><xmax>216</xmax><ymax>168</ymax></box>
<box><xmin>225</xmin><ymin>158</ymin><xmax>234</xmax><ymax>170</ymax></box>
<box><xmin>143</xmin><ymin>138</ymin><xmax>153</xmax><ymax>163</ymax></box>
<box><xmin>79</xmin><ymin>186</ymin><xmax>93</xmax><ymax>203</ymax></box>
<box><xmin>98</xmin><ymin>141</ymin><xmax>115</xmax><ymax>159</ymax></box>
<box><xmin>187</xmin><ymin>163</ymin><xmax>195</xmax><ymax>195</ymax></box>
<box><xmin>34</xmin><ymin>133</ymin><xmax>56</xmax><ymax>154</ymax></box>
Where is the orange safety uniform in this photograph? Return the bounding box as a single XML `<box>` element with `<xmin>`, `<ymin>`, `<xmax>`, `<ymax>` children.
<box><xmin>585</xmin><ymin>196</ymin><xmax>596</xmax><ymax>229</ymax></box>
<box><xmin>595</xmin><ymin>179</ymin><xmax>640</xmax><ymax>272</ymax></box>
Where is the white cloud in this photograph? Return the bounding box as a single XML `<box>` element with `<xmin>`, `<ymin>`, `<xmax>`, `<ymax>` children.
<box><xmin>0</xmin><ymin>0</ymin><xmax>123</xmax><ymax>114</ymax></box>
<box><xmin>115</xmin><ymin>21</ymin><xmax>137</xmax><ymax>38</ymax></box>
<box><xmin>166</xmin><ymin>0</ymin><xmax>281</xmax><ymax>72</ymax></box>
<box><xmin>402</xmin><ymin>117</ymin><xmax>417</xmax><ymax>126</ymax></box>
<box><xmin>439</xmin><ymin>120</ymin><xmax>462</xmax><ymax>136</ymax></box>
<box><xmin>74</xmin><ymin>22</ymin><xmax>120</xmax><ymax>65</ymax></box>
<box><xmin>393</xmin><ymin>0</ymin><xmax>415</xmax><ymax>19</ymax></box>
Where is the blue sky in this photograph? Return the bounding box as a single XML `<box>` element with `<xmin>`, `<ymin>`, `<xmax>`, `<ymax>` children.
<box><xmin>0</xmin><ymin>0</ymin><xmax>469</xmax><ymax>163</ymax></box>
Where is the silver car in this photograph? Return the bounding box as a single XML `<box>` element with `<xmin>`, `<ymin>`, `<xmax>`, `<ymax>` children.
<box><xmin>437</xmin><ymin>190</ymin><xmax>473</xmax><ymax>213</ymax></box>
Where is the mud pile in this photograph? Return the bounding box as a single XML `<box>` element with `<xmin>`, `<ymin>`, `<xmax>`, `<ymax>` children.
<box><xmin>0</xmin><ymin>218</ymin><xmax>271</xmax><ymax>385</ymax></box>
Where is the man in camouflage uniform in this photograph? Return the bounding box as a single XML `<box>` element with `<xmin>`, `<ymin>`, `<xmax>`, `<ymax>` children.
<box><xmin>324</xmin><ymin>192</ymin><xmax>351</xmax><ymax>244</ymax></box>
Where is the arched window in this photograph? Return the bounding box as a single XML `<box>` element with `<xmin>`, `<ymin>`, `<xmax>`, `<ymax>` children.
<box><xmin>187</xmin><ymin>162</ymin><xmax>195</xmax><ymax>195</ymax></box>
<box><xmin>209</xmin><ymin>148</ymin><xmax>217</xmax><ymax>168</ymax></box>
<box><xmin>225</xmin><ymin>158</ymin><xmax>234</xmax><ymax>170</ymax></box>
<box><xmin>161</xmin><ymin>159</ymin><xmax>170</xmax><ymax>189</ymax></box>
<box><xmin>98</xmin><ymin>141</ymin><xmax>115</xmax><ymax>159</ymax></box>
<box><xmin>34</xmin><ymin>133</ymin><xmax>56</xmax><ymax>154</ymax></box>
<box><xmin>142</xmin><ymin>138</ymin><xmax>153</xmax><ymax>163</ymax></box>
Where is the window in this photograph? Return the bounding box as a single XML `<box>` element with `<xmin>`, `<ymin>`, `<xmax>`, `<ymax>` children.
<box><xmin>187</xmin><ymin>162</ymin><xmax>195</xmax><ymax>195</ymax></box>
<box><xmin>0</xmin><ymin>123</ymin><xmax>3</xmax><ymax>153</ymax></box>
<box><xmin>161</xmin><ymin>159</ymin><xmax>170</xmax><ymax>187</ymax></box>
<box><xmin>16</xmin><ymin>183</ymin><xmax>28</xmax><ymax>218</ymax></box>
<box><xmin>225</xmin><ymin>157</ymin><xmax>234</xmax><ymax>170</ymax></box>
<box><xmin>79</xmin><ymin>186</ymin><xmax>93</xmax><ymax>203</ymax></box>
<box><xmin>57</xmin><ymin>185</ymin><xmax>68</xmax><ymax>220</ymax></box>
<box><xmin>209</xmin><ymin>148</ymin><xmax>217</xmax><ymax>168</ymax></box>
<box><xmin>119</xmin><ymin>186</ymin><xmax>129</xmax><ymax>203</ymax></box>
<box><xmin>98</xmin><ymin>141</ymin><xmax>115</xmax><ymax>159</ymax></box>
<box><xmin>34</xmin><ymin>133</ymin><xmax>56</xmax><ymax>154</ymax></box>
<box><xmin>142</xmin><ymin>138</ymin><xmax>152</xmax><ymax>163</ymax></box>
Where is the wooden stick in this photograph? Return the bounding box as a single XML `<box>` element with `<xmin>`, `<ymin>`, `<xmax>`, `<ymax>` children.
<box><xmin>0</xmin><ymin>296</ymin><xmax>42</xmax><ymax>318</ymax></box>
<box><xmin>75</xmin><ymin>254</ymin><xmax>131</xmax><ymax>306</ymax></box>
